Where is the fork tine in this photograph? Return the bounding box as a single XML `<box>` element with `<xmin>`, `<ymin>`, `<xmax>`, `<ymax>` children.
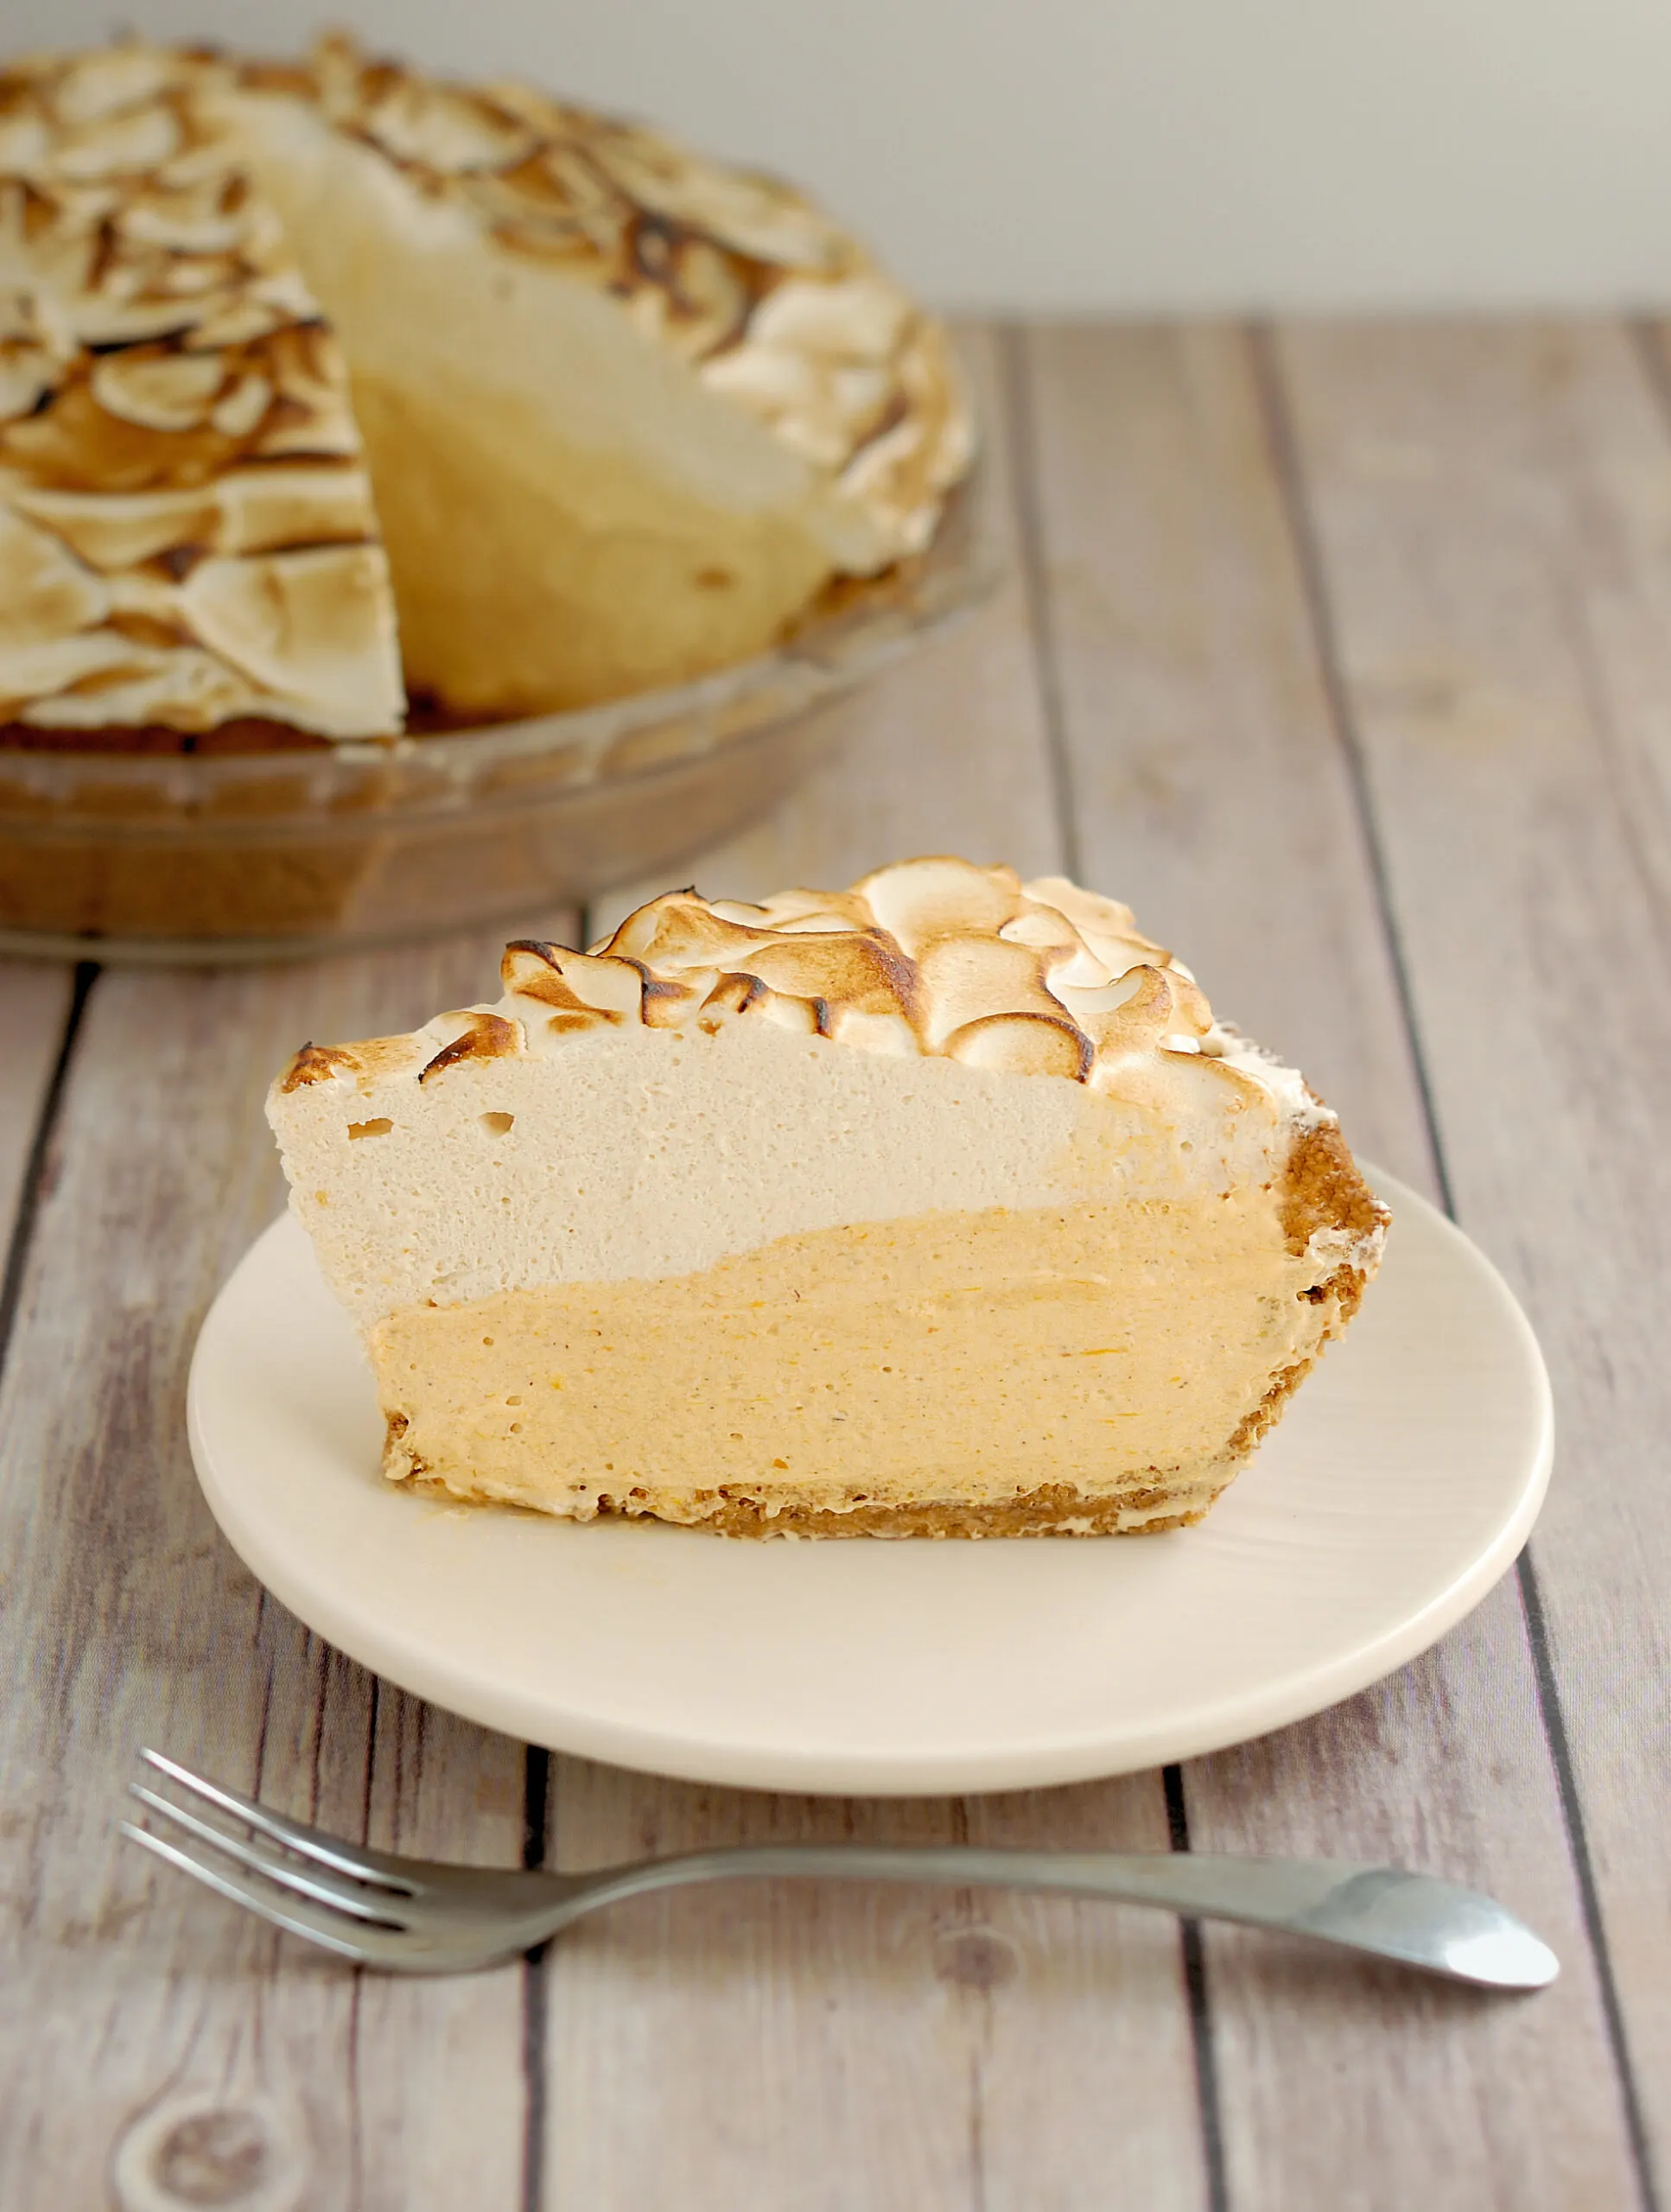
<box><xmin>122</xmin><ymin>1821</ymin><xmax>423</xmax><ymax>1967</ymax></box>
<box><xmin>137</xmin><ymin>1749</ymin><xmax>418</xmax><ymax>1890</ymax></box>
<box><xmin>128</xmin><ymin>1785</ymin><xmax>410</xmax><ymax>1926</ymax></box>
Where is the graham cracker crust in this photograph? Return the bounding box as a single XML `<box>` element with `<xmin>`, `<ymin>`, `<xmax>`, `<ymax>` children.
<box><xmin>1280</xmin><ymin>1115</ymin><xmax>1388</xmax><ymax>1258</ymax></box>
<box><xmin>398</xmin><ymin>1453</ymin><xmax>1222</xmax><ymax>1537</ymax></box>
<box><xmin>598</xmin><ymin>1480</ymin><xmax>1219</xmax><ymax>1538</ymax></box>
<box><xmin>0</xmin><ymin>717</ymin><xmax>335</xmax><ymax>755</ymax></box>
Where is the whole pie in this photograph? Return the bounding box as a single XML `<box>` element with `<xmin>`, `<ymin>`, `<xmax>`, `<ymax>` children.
<box><xmin>0</xmin><ymin>39</ymin><xmax>972</xmax><ymax>749</ymax></box>
<box><xmin>268</xmin><ymin>858</ymin><xmax>1389</xmax><ymax>1536</ymax></box>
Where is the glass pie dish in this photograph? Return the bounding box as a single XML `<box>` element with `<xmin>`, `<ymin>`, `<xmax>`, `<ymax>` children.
<box><xmin>0</xmin><ymin>467</ymin><xmax>998</xmax><ymax>963</ymax></box>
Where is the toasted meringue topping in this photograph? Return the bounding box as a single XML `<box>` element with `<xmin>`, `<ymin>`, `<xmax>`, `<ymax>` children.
<box><xmin>518</xmin><ymin>858</ymin><xmax>1224</xmax><ymax>1090</ymax></box>
<box><xmin>277</xmin><ymin>858</ymin><xmax>1325</xmax><ymax>1126</ymax></box>
<box><xmin>245</xmin><ymin>34</ymin><xmax>970</xmax><ymax>566</ymax></box>
<box><xmin>0</xmin><ymin>45</ymin><xmax>402</xmax><ymax>737</ymax></box>
<box><xmin>3</xmin><ymin>36</ymin><xmax>970</xmax><ymax>740</ymax></box>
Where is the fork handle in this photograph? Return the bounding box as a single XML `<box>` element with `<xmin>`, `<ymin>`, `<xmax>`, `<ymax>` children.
<box><xmin>569</xmin><ymin>1847</ymin><xmax>1555</xmax><ymax>1990</ymax></box>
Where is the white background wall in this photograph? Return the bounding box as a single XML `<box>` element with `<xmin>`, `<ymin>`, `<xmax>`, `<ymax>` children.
<box><xmin>12</xmin><ymin>0</ymin><xmax>1671</xmax><ymax>313</ymax></box>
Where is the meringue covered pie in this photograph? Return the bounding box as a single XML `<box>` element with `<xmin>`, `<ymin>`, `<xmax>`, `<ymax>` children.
<box><xmin>2</xmin><ymin>37</ymin><xmax>969</xmax><ymax>744</ymax></box>
<box><xmin>268</xmin><ymin>860</ymin><xmax>1388</xmax><ymax>1536</ymax></box>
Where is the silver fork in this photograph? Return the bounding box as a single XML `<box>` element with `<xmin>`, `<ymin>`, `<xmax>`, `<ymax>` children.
<box><xmin>123</xmin><ymin>1748</ymin><xmax>1558</xmax><ymax>1988</ymax></box>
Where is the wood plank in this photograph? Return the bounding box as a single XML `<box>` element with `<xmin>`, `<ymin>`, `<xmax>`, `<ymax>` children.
<box><xmin>13</xmin><ymin>312</ymin><xmax>1654</xmax><ymax>2210</ymax></box>
<box><xmin>544</xmin><ymin>326</ymin><xmax>1212</xmax><ymax>2212</ymax></box>
<box><xmin>1009</xmin><ymin>323</ymin><xmax>1429</xmax><ymax>1179</ymax></box>
<box><xmin>1269</xmin><ymin>312</ymin><xmax>1671</xmax><ymax>2202</ymax></box>
<box><xmin>0</xmin><ymin>961</ymin><xmax>75</xmax><ymax>1262</ymax></box>
<box><xmin>547</xmin><ymin>1765</ymin><xmax>1203</xmax><ymax>2212</ymax></box>
<box><xmin>0</xmin><ymin>918</ymin><xmax>572</xmax><ymax>2209</ymax></box>
<box><xmin>1014</xmin><ymin>320</ymin><xmax>1641</xmax><ymax>2209</ymax></box>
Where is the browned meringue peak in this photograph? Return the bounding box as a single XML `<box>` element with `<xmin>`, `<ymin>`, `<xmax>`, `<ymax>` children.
<box><xmin>276</xmin><ymin>856</ymin><xmax>1318</xmax><ymax>1136</ymax></box>
<box><xmin>263</xmin><ymin>34</ymin><xmax>970</xmax><ymax>563</ymax></box>
<box><xmin>0</xmin><ymin>46</ymin><xmax>401</xmax><ymax>737</ymax></box>
<box><xmin>456</xmin><ymin>857</ymin><xmax>1236</xmax><ymax>1093</ymax></box>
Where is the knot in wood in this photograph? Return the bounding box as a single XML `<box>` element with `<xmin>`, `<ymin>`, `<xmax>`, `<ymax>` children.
<box><xmin>112</xmin><ymin>2093</ymin><xmax>307</xmax><ymax>2212</ymax></box>
<box><xmin>933</xmin><ymin>1924</ymin><xmax>1021</xmax><ymax>1993</ymax></box>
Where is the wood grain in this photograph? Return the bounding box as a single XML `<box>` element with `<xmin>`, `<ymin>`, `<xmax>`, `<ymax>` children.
<box><xmin>1007</xmin><ymin>323</ymin><xmax>1428</xmax><ymax>1176</ymax></box>
<box><xmin>1</xmin><ymin>313</ymin><xmax>1663</xmax><ymax>2211</ymax></box>
<box><xmin>547</xmin><ymin>1769</ymin><xmax>1204</xmax><ymax>2212</ymax></box>
<box><xmin>545</xmin><ymin>327</ymin><xmax>1212</xmax><ymax>2212</ymax></box>
<box><xmin>1270</xmin><ymin>314</ymin><xmax>1671</xmax><ymax>2204</ymax></box>
<box><xmin>1012</xmin><ymin>320</ymin><xmax>1642</xmax><ymax>2209</ymax></box>
<box><xmin>0</xmin><ymin>962</ymin><xmax>75</xmax><ymax>1262</ymax></box>
<box><xmin>0</xmin><ymin>922</ymin><xmax>571</xmax><ymax>2211</ymax></box>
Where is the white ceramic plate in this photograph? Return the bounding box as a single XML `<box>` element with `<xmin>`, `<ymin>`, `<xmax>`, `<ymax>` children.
<box><xmin>187</xmin><ymin>1171</ymin><xmax>1551</xmax><ymax>1796</ymax></box>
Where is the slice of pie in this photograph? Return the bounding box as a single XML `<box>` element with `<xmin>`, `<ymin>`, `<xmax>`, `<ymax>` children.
<box><xmin>268</xmin><ymin>859</ymin><xmax>1388</xmax><ymax>1535</ymax></box>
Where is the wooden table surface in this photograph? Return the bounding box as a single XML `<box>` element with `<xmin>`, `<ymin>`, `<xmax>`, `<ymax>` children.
<box><xmin>3</xmin><ymin>319</ymin><xmax>1667</xmax><ymax>2212</ymax></box>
